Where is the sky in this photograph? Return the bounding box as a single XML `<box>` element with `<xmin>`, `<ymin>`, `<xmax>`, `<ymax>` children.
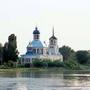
<box><xmin>0</xmin><ymin>0</ymin><xmax>90</xmax><ymax>54</ymax></box>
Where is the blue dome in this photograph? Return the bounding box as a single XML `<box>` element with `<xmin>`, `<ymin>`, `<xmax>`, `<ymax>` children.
<box><xmin>27</xmin><ymin>40</ymin><xmax>46</xmax><ymax>48</ymax></box>
<box><xmin>31</xmin><ymin>40</ymin><xmax>44</xmax><ymax>48</ymax></box>
<box><xmin>33</xmin><ymin>27</ymin><xmax>40</xmax><ymax>34</ymax></box>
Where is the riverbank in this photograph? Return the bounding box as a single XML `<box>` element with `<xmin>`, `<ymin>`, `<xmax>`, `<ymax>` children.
<box><xmin>0</xmin><ymin>59</ymin><xmax>90</xmax><ymax>72</ymax></box>
<box><xmin>0</xmin><ymin>67</ymin><xmax>48</xmax><ymax>72</ymax></box>
<box><xmin>0</xmin><ymin>67</ymin><xmax>90</xmax><ymax>74</ymax></box>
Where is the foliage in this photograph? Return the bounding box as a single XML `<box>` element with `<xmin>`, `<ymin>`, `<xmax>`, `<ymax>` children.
<box><xmin>59</xmin><ymin>45</ymin><xmax>75</xmax><ymax>61</ymax></box>
<box><xmin>32</xmin><ymin>59</ymin><xmax>44</xmax><ymax>67</ymax></box>
<box><xmin>31</xmin><ymin>59</ymin><xmax>81</xmax><ymax>70</ymax></box>
<box><xmin>0</xmin><ymin>58</ymin><xmax>88</xmax><ymax>70</ymax></box>
<box><xmin>3</xmin><ymin>34</ymin><xmax>18</xmax><ymax>63</ymax></box>
<box><xmin>43</xmin><ymin>60</ymin><xmax>55</xmax><ymax>67</ymax></box>
<box><xmin>53</xmin><ymin>60</ymin><xmax>65</xmax><ymax>67</ymax></box>
<box><xmin>32</xmin><ymin>59</ymin><xmax>63</xmax><ymax>67</ymax></box>
<box><xmin>24</xmin><ymin>63</ymin><xmax>31</xmax><ymax>68</ymax></box>
<box><xmin>0</xmin><ymin>65</ymin><xmax>9</xmax><ymax>69</ymax></box>
<box><xmin>64</xmin><ymin>60</ymin><xmax>80</xmax><ymax>70</ymax></box>
<box><xmin>33</xmin><ymin>59</ymin><xmax>74</xmax><ymax>68</ymax></box>
<box><xmin>76</xmin><ymin>50</ymin><xmax>89</xmax><ymax>64</ymax></box>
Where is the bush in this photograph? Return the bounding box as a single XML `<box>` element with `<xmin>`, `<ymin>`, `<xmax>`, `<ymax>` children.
<box><xmin>32</xmin><ymin>59</ymin><xmax>43</xmax><ymax>67</ymax></box>
<box><xmin>7</xmin><ymin>61</ymin><xmax>14</xmax><ymax>67</ymax></box>
<box><xmin>0</xmin><ymin>65</ymin><xmax>8</xmax><ymax>69</ymax></box>
<box><xmin>53</xmin><ymin>60</ymin><xmax>65</xmax><ymax>67</ymax></box>
<box><xmin>17</xmin><ymin>64</ymin><xmax>25</xmax><ymax>68</ymax></box>
<box><xmin>45</xmin><ymin>60</ymin><xmax>55</xmax><ymax>67</ymax></box>
<box><xmin>64</xmin><ymin>60</ymin><xmax>80</xmax><ymax>70</ymax></box>
<box><xmin>25</xmin><ymin>59</ymin><xmax>81</xmax><ymax>70</ymax></box>
<box><xmin>32</xmin><ymin>59</ymin><xmax>64</xmax><ymax>67</ymax></box>
<box><xmin>0</xmin><ymin>61</ymin><xmax>17</xmax><ymax>68</ymax></box>
<box><xmin>25</xmin><ymin>63</ymin><xmax>30</xmax><ymax>68</ymax></box>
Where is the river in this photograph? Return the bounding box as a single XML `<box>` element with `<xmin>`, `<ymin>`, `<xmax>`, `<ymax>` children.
<box><xmin>0</xmin><ymin>69</ymin><xmax>90</xmax><ymax>90</ymax></box>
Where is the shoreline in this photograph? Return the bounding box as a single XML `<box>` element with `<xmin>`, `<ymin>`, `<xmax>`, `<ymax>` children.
<box><xmin>0</xmin><ymin>67</ymin><xmax>90</xmax><ymax>73</ymax></box>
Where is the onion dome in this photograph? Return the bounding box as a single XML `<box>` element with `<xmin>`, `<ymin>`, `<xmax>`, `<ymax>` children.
<box><xmin>33</xmin><ymin>27</ymin><xmax>40</xmax><ymax>34</ymax></box>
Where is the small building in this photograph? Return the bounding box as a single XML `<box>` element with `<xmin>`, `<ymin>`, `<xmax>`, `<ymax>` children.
<box><xmin>20</xmin><ymin>27</ymin><xmax>63</xmax><ymax>65</ymax></box>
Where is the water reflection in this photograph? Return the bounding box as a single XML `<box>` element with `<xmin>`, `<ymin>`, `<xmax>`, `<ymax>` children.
<box><xmin>11</xmin><ymin>83</ymin><xmax>27</xmax><ymax>90</ymax></box>
<box><xmin>0</xmin><ymin>70</ymin><xmax>64</xmax><ymax>78</ymax></box>
<box><xmin>0</xmin><ymin>70</ymin><xmax>90</xmax><ymax>90</ymax></box>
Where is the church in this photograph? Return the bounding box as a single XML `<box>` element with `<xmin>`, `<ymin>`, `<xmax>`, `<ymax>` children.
<box><xmin>20</xmin><ymin>27</ymin><xmax>63</xmax><ymax>65</ymax></box>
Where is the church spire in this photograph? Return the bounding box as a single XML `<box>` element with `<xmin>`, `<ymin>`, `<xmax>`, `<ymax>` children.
<box><xmin>53</xmin><ymin>27</ymin><xmax>54</xmax><ymax>36</ymax></box>
<box><xmin>49</xmin><ymin>27</ymin><xmax>57</xmax><ymax>40</ymax></box>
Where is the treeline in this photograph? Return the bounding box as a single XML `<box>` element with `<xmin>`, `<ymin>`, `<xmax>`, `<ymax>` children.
<box><xmin>59</xmin><ymin>46</ymin><xmax>90</xmax><ymax>65</ymax></box>
<box><xmin>0</xmin><ymin>34</ymin><xmax>18</xmax><ymax>65</ymax></box>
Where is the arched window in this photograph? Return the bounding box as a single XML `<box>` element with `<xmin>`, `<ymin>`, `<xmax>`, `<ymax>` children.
<box><xmin>37</xmin><ymin>49</ymin><xmax>39</xmax><ymax>54</ymax></box>
<box><xmin>41</xmin><ymin>49</ymin><xmax>43</xmax><ymax>54</ymax></box>
<box><xmin>54</xmin><ymin>40</ymin><xmax>56</xmax><ymax>44</ymax></box>
<box><xmin>50</xmin><ymin>40</ymin><xmax>53</xmax><ymax>45</ymax></box>
<box><xmin>33</xmin><ymin>49</ymin><xmax>36</xmax><ymax>54</ymax></box>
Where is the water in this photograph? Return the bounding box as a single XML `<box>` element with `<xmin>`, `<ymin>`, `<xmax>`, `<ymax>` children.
<box><xmin>0</xmin><ymin>69</ymin><xmax>90</xmax><ymax>90</ymax></box>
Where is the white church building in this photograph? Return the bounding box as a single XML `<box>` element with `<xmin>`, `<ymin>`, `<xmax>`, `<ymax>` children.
<box><xmin>20</xmin><ymin>27</ymin><xmax>63</xmax><ymax>65</ymax></box>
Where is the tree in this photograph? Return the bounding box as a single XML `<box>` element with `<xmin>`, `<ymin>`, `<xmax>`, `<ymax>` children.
<box><xmin>8</xmin><ymin>34</ymin><xmax>17</xmax><ymax>49</ymax></box>
<box><xmin>76</xmin><ymin>50</ymin><xmax>89</xmax><ymax>64</ymax></box>
<box><xmin>8</xmin><ymin>34</ymin><xmax>18</xmax><ymax>62</ymax></box>
<box><xmin>59</xmin><ymin>45</ymin><xmax>75</xmax><ymax>61</ymax></box>
<box><xmin>3</xmin><ymin>34</ymin><xmax>18</xmax><ymax>63</ymax></box>
<box><xmin>3</xmin><ymin>42</ymin><xmax>9</xmax><ymax>63</ymax></box>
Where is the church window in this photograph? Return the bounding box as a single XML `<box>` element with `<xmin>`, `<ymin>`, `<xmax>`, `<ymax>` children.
<box><xmin>37</xmin><ymin>49</ymin><xmax>39</xmax><ymax>54</ymax></box>
<box><xmin>54</xmin><ymin>40</ymin><xmax>56</xmax><ymax>44</ymax></box>
<box><xmin>41</xmin><ymin>49</ymin><xmax>43</xmax><ymax>54</ymax></box>
<box><xmin>26</xmin><ymin>58</ymin><xmax>28</xmax><ymax>62</ymax></box>
<box><xmin>22</xmin><ymin>58</ymin><xmax>24</xmax><ymax>63</ymax></box>
<box><xmin>50</xmin><ymin>46</ymin><xmax>54</xmax><ymax>48</ymax></box>
<box><xmin>33</xmin><ymin>49</ymin><xmax>36</xmax><ymax>54</ymax></box>
<box><xmin>37</xmin><ymin>35</ymin><xmax>39</xmax><ymax>39</ymax></box>
<box><xmin>34</xmin><ymin>35</ymin><xmax>37</xmax><ymax>39</ymax></box>
<box><xmin>28</xmin><ymin>58</ymin><xmax>30</xmax><ymax>63</ymax></box>
<box><xmin>34</xmin><ymin>34</ymin><xmax>39</xmax><ymax>40</ymax></box>
<box><xmin>50</xmin><ymin>40</ymin><xmax>53</xmax><ymax>45</ymax></box>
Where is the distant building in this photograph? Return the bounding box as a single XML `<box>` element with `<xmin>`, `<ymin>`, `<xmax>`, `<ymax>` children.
<box><xmin>20</xmin><ymin>27</ymin><xmax>63</xmax><ymax>65</ymax></box>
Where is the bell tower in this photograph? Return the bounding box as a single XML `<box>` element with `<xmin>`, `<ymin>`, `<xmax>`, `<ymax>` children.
<box><xmin>49</xmin><ymin>28</ymin><xmax>57</xmax><ymax>46</ymax></box>
<box><xmin>48</xmin><ymin>27</ymin><xmax>59</xmax><ymax>55</ymax></box>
